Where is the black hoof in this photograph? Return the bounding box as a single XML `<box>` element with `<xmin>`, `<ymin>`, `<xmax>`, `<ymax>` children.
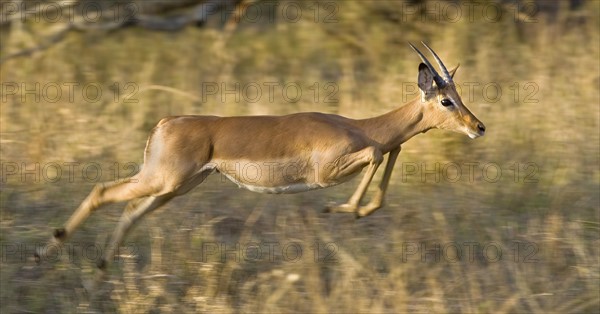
<box><xmin>53</xmin><ymin>228</ymin><xmax>66</xmax><ymax>240</ymax></box>
<box><xmin>97</xmin><ymin>259</ymin><xmax>107</xmax><ymax>270</ymax></box>
<box><xmin>322</xmin><ymin>202</ymin><xmax>338</xmax><ymax>213</ymax></box>
<box><xmin>33</xmin><ymin>252</ymin><xmax>41</xmax><ymax>264</ymax></box>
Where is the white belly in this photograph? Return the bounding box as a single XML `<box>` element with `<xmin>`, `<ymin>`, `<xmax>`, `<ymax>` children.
<box><xmin>210</xmin><ymin>158</ymin><xmax>360</xmax><ymax>194</ymax></box>
<box><xmin>220</xmin><ymin>171</ymin><xmax>327</xmax><ymax>194</ymax></box>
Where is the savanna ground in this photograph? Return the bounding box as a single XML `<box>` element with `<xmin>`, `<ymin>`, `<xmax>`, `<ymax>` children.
<box><xmin>1</xmin><ymin>1</ymin><xmax>599</xmax><ymax>313</ymax></box>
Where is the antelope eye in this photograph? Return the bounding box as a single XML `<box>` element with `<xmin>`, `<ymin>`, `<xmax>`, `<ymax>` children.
<box><xmin>441</xmin><ymin>99</ymin><xmax>453</xmax><ymax>107</ymax></box>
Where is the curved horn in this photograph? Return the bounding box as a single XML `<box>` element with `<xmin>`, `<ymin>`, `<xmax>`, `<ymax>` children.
<box><xmin>421</xmin><ymin>41</ymin><xmax>452</xmax><ymax>82</ymax></box>
<box><xmin>408</xmin><ymin>42</ymin><xmax>446</xmax><ymax>87</ymax></box>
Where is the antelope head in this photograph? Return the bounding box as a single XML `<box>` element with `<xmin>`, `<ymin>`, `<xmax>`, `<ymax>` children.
<box><xmin>409</xmin><ymin>42</ymin><xmax>486</xmax><ymax>139</ymax></box>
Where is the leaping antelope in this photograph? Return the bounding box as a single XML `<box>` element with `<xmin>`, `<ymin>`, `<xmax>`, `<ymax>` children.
<box><xmin>36</xmin><ymin>43</ymin><xmax>485</xmax><ymax>275</ymax></box>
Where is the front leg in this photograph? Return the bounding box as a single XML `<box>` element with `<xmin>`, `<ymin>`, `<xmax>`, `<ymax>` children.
<box><xmin>356</xmin><ymin>147</ymin><xmax>400</xmax><ymax>218</ymax></box>
<box><xmin>325</xmin><ymin>146</ymin><xmax>383</xmax><ymax>214</ymax></box>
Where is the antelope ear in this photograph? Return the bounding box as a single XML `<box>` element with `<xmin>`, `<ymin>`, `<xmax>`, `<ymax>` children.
<box><xmin>417</xmin><ymin>63</ymin><xmax>434</xmax><ymax>92</ymax></box>
<box><xmin>449</xmin><ymin>63</ymin><xmax>460</xmax><ymax>78</ymax></box>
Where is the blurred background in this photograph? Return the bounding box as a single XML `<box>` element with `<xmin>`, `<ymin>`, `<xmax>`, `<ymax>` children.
<box><xmin>1</xmin><ymin>0</ymin><xmax>599</xmax><ymax>312</ymax></box>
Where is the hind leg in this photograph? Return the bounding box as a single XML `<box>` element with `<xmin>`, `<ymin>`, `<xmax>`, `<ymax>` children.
<box><xmin>93</xmin><ymin>169</ymin><xmax>213</xmax><ymax>283</ymax></box>
<box><xmin>95</xmin><ymin>194</ymin><xmax>174</xmax><ymax>273</ymax></box>
<box><xmin>35</xmin><ymin>175</ymin><xmax>156</xmax><ymax>262</ymax></box>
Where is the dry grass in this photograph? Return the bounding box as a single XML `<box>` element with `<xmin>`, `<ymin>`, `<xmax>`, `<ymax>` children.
<box><xmin>1</xmin><ymin>1</ymin><xmax>599</xmax><ymax>313</ymax></box>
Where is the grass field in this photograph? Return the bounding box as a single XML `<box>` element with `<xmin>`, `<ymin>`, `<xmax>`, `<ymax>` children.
<box><xmin>1</xmin><ymin>1</ymin><xmax>599</xmax><ymax>312</ymax></box>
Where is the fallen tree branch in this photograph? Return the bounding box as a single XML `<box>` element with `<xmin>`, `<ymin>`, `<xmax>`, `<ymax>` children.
<box><xmin>0</xmin><ymin>0</ymin><xmax>241</xmax><ymax>63</ymax></box>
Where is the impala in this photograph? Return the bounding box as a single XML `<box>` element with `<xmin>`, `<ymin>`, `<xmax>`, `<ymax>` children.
<box><xmin>36</xmin><ymin>43</ymin><xmax>485</xmax><ymax>274</ymax></box>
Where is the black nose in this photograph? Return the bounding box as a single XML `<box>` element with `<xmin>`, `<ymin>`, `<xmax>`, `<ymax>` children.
<box><xmin>477</xmin><ymin>123</ymin><xmax>486</xmax><ymax>133</ymax></box>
